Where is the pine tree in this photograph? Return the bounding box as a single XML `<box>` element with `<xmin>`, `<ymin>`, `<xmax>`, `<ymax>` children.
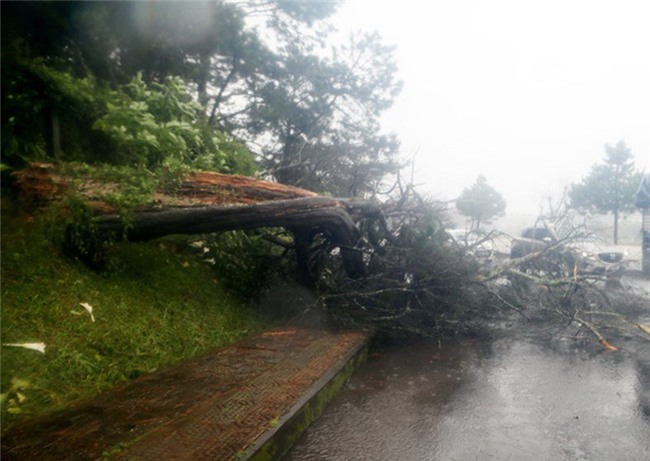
<box><xmin>569</xmin><ymin>140</ymin><xmax>643</xmax><ymax>244</ymax></box>
<box><xmin>456</xmin><ymin>175</ymin><xmax>506</xmax><ymax>231</ymax></box>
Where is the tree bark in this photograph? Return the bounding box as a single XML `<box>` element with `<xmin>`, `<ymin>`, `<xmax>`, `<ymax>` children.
<box><xmin>292</xmin><ymin>229</ymin><xmax>316</xmax><ymax>287</ymax></box>
<box><xmin>51</xmin><ymin>111</ymin><xmax>62</xmax><ymax>160</ymax></box>
<box><xmin>93</xmin><ymin>196</ymin><xmax>366</xmax><ymax>279</ymax></box>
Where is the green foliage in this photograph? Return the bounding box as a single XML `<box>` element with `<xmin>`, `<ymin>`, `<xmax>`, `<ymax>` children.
<box><xmin>270</xmin><ymin>0</ymin><xmax>340</xmax><ymax>24</ymax></box>
<box><xmin>255</xmin><ymin>32</ymin><xmax>402</xmax><ymax>196</ymax></box>
<box><xmin>51</xmin><ymin>164</ymin><xmax>161</xmax><ymax>267</ymax></box>
<box><xmin>56</xmin><ymin>196</ymin><xmax>109</xmax><ymax>268</ymax></box>
<box><xmin>93</xmin><ymin>74</ymin><xmax>230</xmax><ymax>171</ymax></box>
<box><xmin>198</xmin><ymin>231</ymin><xmax>285</xmax><ymax>299</ymax></box>
<box><xmin>77</xmin><ymin>164</ymin><xmax>158</xmax><ymax>208</ymax></box>
<box><xmin>0</xmin><ymin>208</ymin><xmax>266</xmax><ymax>428</ymax></box>
<box><xmin>217</xmin><ymin>133</ymin><xmax>258</xmax><ymax>177</ymax></box>
<box><xmin>456</xmin><ymin>175</ymin><xmax>506</xmax><ymax>230</ymax></box>
<box><xmin>0</xmin><ymin>378</ymin><xmax>37</xmax><ymax>416</ymax></box>
<box><xmin>3</xmin><ymin>55</ymin><xmax>257</xmax><ymax>176</ymax></box>
<box><xmin>50</xmin><ymin>167</ymin><xmax>152</xmax><ymax>268</ymax></box>
<box><xmin>1</xmin><ymin>57</ymin><xmax>110</xmax><ymax>167</ymax></box>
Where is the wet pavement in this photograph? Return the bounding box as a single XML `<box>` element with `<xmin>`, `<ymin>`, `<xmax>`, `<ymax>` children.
<box><xmin>284</xmin><ymin>325</ymin><xmax>650</xmax><ymax>461</ymax></box>
<box><xmin>1</xmin><ymin>327</ymin><xmax>368</xmax><ymax>461</ymax></box>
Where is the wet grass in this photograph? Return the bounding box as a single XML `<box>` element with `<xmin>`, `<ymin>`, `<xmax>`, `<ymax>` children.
<box><xmin>1</xmin><ymin>204</ymin><xmax>266</xmax><ymax>429</ymax></box>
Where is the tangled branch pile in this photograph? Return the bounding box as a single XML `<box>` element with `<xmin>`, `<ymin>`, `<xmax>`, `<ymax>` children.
<box><xmin>313</xmin><ymin>191</ymin><xmax>497</xmax><ymax>336</ymax></box>
<box><xmin>313</xmin><ymin>192</ymin><xmax>650</xmax><ymax>350</ymax></box>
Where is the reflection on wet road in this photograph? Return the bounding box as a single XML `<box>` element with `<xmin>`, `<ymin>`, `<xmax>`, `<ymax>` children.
<box><xmin>285</xmin><ymin>330</ymin><xmax>650</xmax><ymax>461</ymax></box>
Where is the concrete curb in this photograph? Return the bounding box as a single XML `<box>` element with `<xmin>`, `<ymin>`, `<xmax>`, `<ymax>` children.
<box><xmin>243</xmin><ymin>336</ymin><xmax>369</xmax><ymax>461</ymax></box>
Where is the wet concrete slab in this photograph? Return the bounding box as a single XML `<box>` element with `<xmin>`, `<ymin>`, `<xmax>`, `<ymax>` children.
<box><xmin>285</xmin><ymin>328</ymin><xmax>650</xmax><ymax>461</ymax></box>
<box><xmin>1</xmin><ymin>327</ymin><xmax>369</xmax><ymax>461</ymax></box>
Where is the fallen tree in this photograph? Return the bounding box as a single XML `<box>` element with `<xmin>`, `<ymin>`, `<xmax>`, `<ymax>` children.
<box><xmin>12</xmin><ymin>163</ymin><xmax>650</xmax><ymax>350</ymax></box>
<box><xmin>12</xmin><ymin>163</ymin><xmax>378</xmax><ymax>283</ymax></box>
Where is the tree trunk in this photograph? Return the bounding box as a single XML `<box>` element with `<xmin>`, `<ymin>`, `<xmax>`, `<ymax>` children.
<box><xmin>613</xmin><ymin>164</ymin><xmax>620</xmax><ymax>245</ymax></box>
<box><xmin>292</xmin><ymin>230</ymin><xmax>316</xmax><ymax>287</ymax></box>
<box><xmin>51</xmin><ymin>111</ymin><xmax>62</xmax><ymax>160</ymax></box>
<box><xmin>93</xmin><ymin>196</ymin><xmax>366</xmax><ymax>279</ymax></box>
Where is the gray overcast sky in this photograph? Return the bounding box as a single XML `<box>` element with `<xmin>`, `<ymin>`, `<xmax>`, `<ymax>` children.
<box><xmin>332</xmin><ymin>0</ymin><xmax>650</xmax><ymax>214</ymax></box>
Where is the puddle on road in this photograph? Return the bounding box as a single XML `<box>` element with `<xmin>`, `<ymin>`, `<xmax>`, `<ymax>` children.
<box><xmin>284</xmin><ymin>329</ymin><xmax>650</xmax><ymax>461</ymax></box>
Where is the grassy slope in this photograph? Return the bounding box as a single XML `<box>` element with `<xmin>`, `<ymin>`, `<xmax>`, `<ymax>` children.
<box><xmin>1</xmin><ymin>203</ymin><xmax>266</xmax><ymax>428</ymax></box>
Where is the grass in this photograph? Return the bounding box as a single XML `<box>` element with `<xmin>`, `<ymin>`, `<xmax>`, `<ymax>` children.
<box><xmin>0</xmin><ymin>201</ymin><xmax>268</xmax><ymax>429</ymax></box>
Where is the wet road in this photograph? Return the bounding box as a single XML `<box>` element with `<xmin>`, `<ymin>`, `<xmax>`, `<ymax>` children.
<box><xmin>284</xmin><ymin>327</ymin><xmax>650</xmax><ymax>461</ymax></box>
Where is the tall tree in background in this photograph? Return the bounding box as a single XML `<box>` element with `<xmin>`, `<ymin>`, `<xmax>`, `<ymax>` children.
<box><xmin>456</xmin><ymin>175</ymin><xmax>506</xmax><ymax>231</ymax></box>
<box><xmin>2</xmin><ymin>1</ymin><xmax>401</xmax><ymax>197</ymax></box>
<box><xmin>249</xmin><ymin>32</ymin><xmax>402</xmax><ymax>195</ymax></box>
<box><xmin>569</xmin><ymin>140</ymin><xmax>643</xmax><ymax>244</ymax></box>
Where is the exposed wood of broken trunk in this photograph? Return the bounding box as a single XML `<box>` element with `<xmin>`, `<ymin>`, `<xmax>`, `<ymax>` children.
<box><xmin>11</xmin><ymin>163</ymin><xmax>319</xmax><ymax>211</ymax></box>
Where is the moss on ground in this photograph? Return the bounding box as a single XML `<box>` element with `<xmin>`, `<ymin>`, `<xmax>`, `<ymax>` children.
<box><xmin>0</xmin><ymin>202</ymin><xmax>267</xmax><ymax>429</ymax></box>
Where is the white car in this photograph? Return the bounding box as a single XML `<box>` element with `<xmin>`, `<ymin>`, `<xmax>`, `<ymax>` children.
<box><xmin>510</xmin><ymin>226</ymin><xmax>627</xmax><ymax>278</ymax></box>
<box><xmin>568</xmin><ymin>237</ymin><xmax>628</xmax><ymax>277</ymax></box>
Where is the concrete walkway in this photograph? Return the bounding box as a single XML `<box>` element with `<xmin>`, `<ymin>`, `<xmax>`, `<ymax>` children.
<box><xmin>1</xmin><ymin>327</ymin><xmax>369</xmax><ymax>461</ymax></box>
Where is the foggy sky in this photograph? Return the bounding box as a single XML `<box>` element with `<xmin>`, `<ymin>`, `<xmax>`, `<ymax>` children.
<box><xmin>333</xmin><ymin>0</ymin><xmax>650</xmax><ymax>215</ymax></box>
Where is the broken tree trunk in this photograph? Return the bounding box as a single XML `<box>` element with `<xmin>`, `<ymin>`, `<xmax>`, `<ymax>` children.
<box><xmin>93</xmin><ymin>197</ymin><xmax>353</xmax><ymax>239</ymax></box>
<box><xmin>94</xmin><ymin>196</ymin><xmax>366</xmax><ymax>279</ymax></box>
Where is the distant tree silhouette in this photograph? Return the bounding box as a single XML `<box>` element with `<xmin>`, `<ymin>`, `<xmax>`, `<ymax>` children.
<box><xmin>569</xmin><ymin>140</ymin><xmax>643</xmax><ymax>244</ymax></box>
<box><xmin>456</xmin><ymin>175</ymin><xmax>506</xmax><ymax>231</ymax></box>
